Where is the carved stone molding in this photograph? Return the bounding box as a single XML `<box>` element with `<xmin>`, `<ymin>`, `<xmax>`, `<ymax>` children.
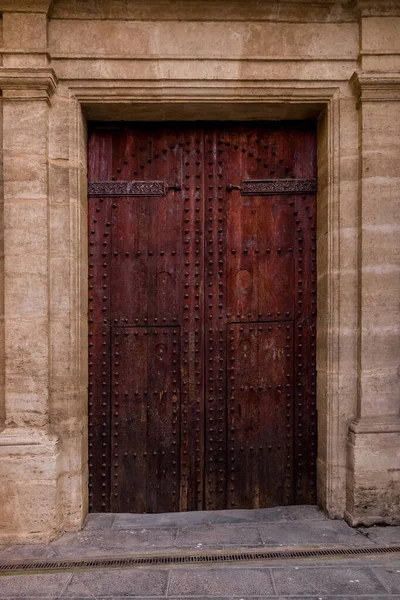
<box><xmin>0</xmin><ymin>68</ymin><xmax>58</xmax><ymax>103</ymax></box>
<box><xmin>351</xmin><ymin>72</ymin><xmax>400</xmax><ymax>103</ymax></box>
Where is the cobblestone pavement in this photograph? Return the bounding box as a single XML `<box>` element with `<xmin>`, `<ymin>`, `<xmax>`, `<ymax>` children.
<box><xmin>0</xmin><ymin>506</ymin><xmax>399</xmax><ymax>599</ymax></box>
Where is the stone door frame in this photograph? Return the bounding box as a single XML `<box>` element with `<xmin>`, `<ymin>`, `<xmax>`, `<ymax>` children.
<box><xmin>0</xmin><ymin>73</ymin><xmax>357</xmax><ymax>543</ymax></box>
<box><xmin>65</xmin><ymin>79</ymin><xmax>344</xmax><ymax>523</ymax></box>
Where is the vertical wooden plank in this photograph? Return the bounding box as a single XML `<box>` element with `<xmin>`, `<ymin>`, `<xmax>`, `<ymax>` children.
<box><xmin>111</xmin><ymin>193</ymin><xmax>149</xmax><ymax>325</ymax></box>
<box><xmin>256</xmin><ymin>197</ymin><xmax>295</xmax><ymax>321</ymax></box>
<box><xmin>225</xmin><ymin>129</ymin><xmax>258</xmax><ymax>323</ymax></box>
<box><xmin>147</xmin><ymin>127</ymin><xmax>181</xmax><ymax>326</ymax></box>
<box><xmin>227</xmin><ymin>323</ymin><xmax>294</xmax><ymax>508</ymax></box>
<box><xmin>294</xmin><ymin>192</ymin><xmax>317</xmax><ymax>504</ymax></box>
<box><xmin>147</xmin><ymin>327</ymin><xmax>181</xmax><ymax>512</ymax></box>
<box><xmin>203</xmin><ymin>126</ymin><xmax>228</xmax><ymax>509</ymax></box>
<box><xmin>111</xmin><ymin>327</ymin><xmax>148</xmax><ymax>513</ymax></box>
<box><xmin>179</xmin><ymin>128</ymin><xmax>205</xmax><ymax>511</ymax></box>
<box><xmin>88</xmin><ymin>128</ymin><xmax>113</xmax><ymax>512</ymax></box>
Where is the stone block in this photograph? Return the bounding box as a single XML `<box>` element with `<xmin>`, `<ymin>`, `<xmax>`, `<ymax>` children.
<box><xmin>359</xmin><ymin>368</ymin><xmax>400</xmax><ymax>418</ymax></box>
<box><xmin>58</xmin><ymin>474</ymin><xmax>87</xmax><ymax>531</ymax></box>
<box><xmin>49</xmin><ymin>19</ymin><xmax>358</xmax><ymax>60</ymax></box>
<box><xmin>50</xmin><ymin>257</ymin><xmax>71</xmax><ymax>315</ymax></box>
<box><xmin>0</xmin><ymin>429</ymin><xmax>61</xmax><ymax>543</ymax></box>
<box><xmin>49</xmin><ymin>0</ymin><xmax>356</xmax><ymax>22</ymax></box>
<box><xmin>4</xmin><ymin>199</ymin><xmax>48</xmax><ymax>257</ymax></box>
<box><xmin>3</xmin><ymin>153</ymin><xmax>48</xmax><ymax>201</ymax></box>
<box><xmin>49</xmin><ymin>162</ymin><xmax>71</xmax><ymax>205</ymax></box>
<box><xmin>49</xmin><ymin>317</ymin><xmax>73</xmax><ymax>390</ymax></box>
<box><xmin>5</xmin><ymin>316</ymin><xmax>48</xmax><ymax>416</ymax></box>
<box><xmin>4</xmin><ymin>252</ymin><xmax>47</xmax><ymax>317</ymax></box>
<box><xmin>5</xmin><ymin>269</ymin><xmax>47</xmax><ymax>318</ymax></box>
<box><xmin>3</xmin><ymin>12</ymin><xmax>47</xmax><ymax>51</ymax></box>
<box><xmin>49</xmin><ymin>93</ymin><xmax>72</xmax><ymax>161</ymax></box>
<box><xmin>3</xmin><ymin>100</ymin><xmax>47</xmax><ymax>155</ymax></box>
<box><xmin>362</xmin><ymin>16</ymin><xmax>400</xmax><ymax>53</ymax></box>
<box><xmin>346</xmin><ymin>420</ymin><xmax>400</xmax><ymax>526</ymax></box>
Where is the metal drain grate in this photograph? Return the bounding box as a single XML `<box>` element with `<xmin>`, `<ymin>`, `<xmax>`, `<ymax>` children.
<box><xmin>1</xmin><ymin>545</ymin><xmax>400</xmax><ymax>575</ymax></box>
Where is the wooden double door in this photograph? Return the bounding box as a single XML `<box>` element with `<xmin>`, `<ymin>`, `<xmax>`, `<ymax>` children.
<box><xmin>88</xmin><ymin>122</ymin><xmax>317</xmax><ymax>513</ymax></box>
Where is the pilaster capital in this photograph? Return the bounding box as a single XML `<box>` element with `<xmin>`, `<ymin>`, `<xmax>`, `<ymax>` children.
<box><xmin>355</xmin><ymin>0</ymin><xmax>400</xmax><ymax>17</ymax></box>
<box><xmin>0</xmin><ymin>67</ymin><xmax>58</xmax><ymax>103</ymax></box>
<box><xmin>0</xmin><ymin>0</ymin><xmax>54</xmax><ymax>13</ymax></box>
<box><xmin>351</xmin><ymin>71</ymin><xmax>400</xmax><ymax>103</ymax></box>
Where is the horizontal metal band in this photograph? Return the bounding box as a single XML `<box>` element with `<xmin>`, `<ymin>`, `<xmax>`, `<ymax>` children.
<box><xmin>229</xmin><ymin>179</ymin><xmax>317</xmax><ymax>196</ymax></box>
<box><xmin>88</xmin><ymin>180</ymin><xmax>169</xmax><ymax>197</ymax></box>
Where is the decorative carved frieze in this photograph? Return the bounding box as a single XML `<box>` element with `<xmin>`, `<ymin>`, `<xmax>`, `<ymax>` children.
<box><xmin>88</xmin><ymin>180</ymin><xmax>170</xmax><ymax>196</ymax></box>
<box><xmin>227</xmin><ymin>179</ymin><xmax>317</xmax><ymax>195</ymax></box>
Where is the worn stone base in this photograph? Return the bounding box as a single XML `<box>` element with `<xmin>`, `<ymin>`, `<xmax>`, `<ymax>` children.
<box><xmin>0</xmin><ymin>428</ymin><xmax>62</xmax><ymax>544</ymax></box>
<box><xmin>345</xmin><ymin>417</ymin><xmax>400</xmax><ymax>527</ymax></box>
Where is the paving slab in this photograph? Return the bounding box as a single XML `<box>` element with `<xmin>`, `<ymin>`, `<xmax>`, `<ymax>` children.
<box><xmin>61</xmin><ymin>568</ymin><xmax>169</xmax><ymax>597</ymax></box>
<box><xmin>258</xmin><ymin>520</ymin><xmax>372</xmax><ymax>547</ymax></box>
<box><xmin>271</xmin><ymin>564</ymin><xmax>389</xmax><ymax>596</ymax></box>
<box><xmin>0</xmin><ymin>572</ymin><xmax>70</xmax><ymax>598</ymax></box>
<box><xmin>176</xmin><ymin>523</ymin><xmax>262</xmax><ymax>548</ymax></box>
<box><xmin>84</xmin><ymin>513</ymin><xmax>115</xmax><ymax>531</ymax></box>
<box><xmin>286</xmin><ymin>506</ymin><xmax>328</xmax><ymax>521</ymax></box>
<box><xmin>360</xmin><ymin>526</ymin><xmax>400</xmax><ymax>546</ymax></box>
<box><xmin>168</xmin><ymin>566</ymin><xmax>275</xmax><ymax>596</ymax></box>
<box><xmin>51</xmin><ymin>528</ymin><xmax>178</xmax><ymax>558</ymax></box>
<box><xmin>0</xmin><ymin>542</ymin><xmax>59</xmax><ymax>561</ymax></box>
<box><xmin>58</xmin><ymin>574</ymin><xmax>94</xmax><ymax>597</ymax></box>
<box><xmin>372</xmin><ymin>565</ymin><xmax>400</xmax><ymax>594</ymax></box>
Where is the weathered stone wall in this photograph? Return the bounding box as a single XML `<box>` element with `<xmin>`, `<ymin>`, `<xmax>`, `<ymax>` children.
<box><xmin>0</xmin><ymin>0</ymin><xmax>398</xmax><ymax>543</ymax></box>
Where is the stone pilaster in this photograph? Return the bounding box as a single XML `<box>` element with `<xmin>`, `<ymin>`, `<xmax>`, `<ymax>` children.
<box><xmin>346</xmin><ymin>72</ymin><xmax>400</xmax><ymax>525</ymax></box>
<box><xmin>0</xmin><ymin>67</ymin><xmax>62</xmax><ymax>543</ymax></box>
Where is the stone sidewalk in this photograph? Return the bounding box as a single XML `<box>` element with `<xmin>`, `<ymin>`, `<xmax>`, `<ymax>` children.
<box><xmin>1</xmin><ymin>506</ymin><xmax>400</xmax><ymax>598</ymax></box>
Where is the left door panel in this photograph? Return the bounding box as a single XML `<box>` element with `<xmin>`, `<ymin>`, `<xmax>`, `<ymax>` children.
<box><xmin>88</xmin><ymin>125</ymin><xmax>205</xmax><ymax>512</ymax></box>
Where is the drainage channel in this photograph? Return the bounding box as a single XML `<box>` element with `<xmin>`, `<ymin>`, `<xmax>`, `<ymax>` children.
<box><xmin>1</xmin><ymin>545</ymin><xmax>400</xmax><ymax>575</ymax></box>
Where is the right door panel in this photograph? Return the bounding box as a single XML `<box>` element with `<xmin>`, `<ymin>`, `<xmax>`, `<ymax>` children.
<box><xmin>203</xmin><ymin>124</ymin><xmax>317</xmax><ymax>510</ymax></box>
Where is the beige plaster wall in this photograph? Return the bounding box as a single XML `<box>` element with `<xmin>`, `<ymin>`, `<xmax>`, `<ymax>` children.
<box><xmin>0</xmin><ymin>0</ymin><xmax>398</xmax><ymax>543</ymax></box>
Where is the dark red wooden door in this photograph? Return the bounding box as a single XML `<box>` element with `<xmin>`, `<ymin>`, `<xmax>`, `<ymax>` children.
<box><xmin>88</xmin><ymin>123</ymin><xmax>317</xmax><ymax>513</ymax></box>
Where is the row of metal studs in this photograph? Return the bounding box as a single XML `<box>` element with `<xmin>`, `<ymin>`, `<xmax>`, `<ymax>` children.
<box><xmin>205</xmin><ymin>134</ymin><xmax>227</xmax><ymax>507</ymax></box>
<box><xmin>295</xmin><ymin>195</ymin><xmax>317</xmax><ymax>500</ymax></box>
<box><xmin>88</xmin><ymin>196</ymin><xmax>111</xmax><ymax>510</ymax></box>
<box><xmin>181</xmin><ymin>135</ymin><xmax>203</xmax><ymax>509</ymax></box>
